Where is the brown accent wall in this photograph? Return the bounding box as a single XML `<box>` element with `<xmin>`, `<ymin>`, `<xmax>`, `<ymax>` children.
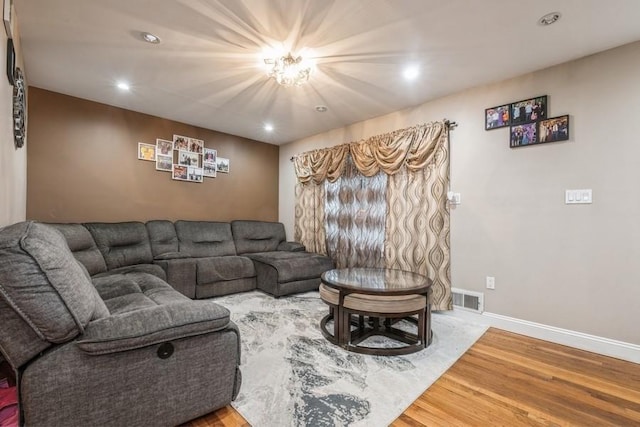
<box><xmin>27</xmin><ymin>87</ymin><xmax>279</xmax><ymax>223</ymax></box>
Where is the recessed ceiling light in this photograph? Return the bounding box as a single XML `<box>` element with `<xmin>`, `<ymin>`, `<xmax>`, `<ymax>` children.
<box><xmin>116</xmin><ymin>81</ymin><xmax>130</xmax><ymax>91</ymax></box>
<box><xmin>264</xmin><ymin>123</ymin><xmax>274</xmax><ymax>132</ymax></box>
<box><xmin>315</xmin><ymin>105</ymin><xmax>328</xmax><ymax>113</ymax></box>
<box><xmin>141</xmin><ymin>32</ymin><xmax>161</xmax><ymax>44</ymax></box>
<box><xmin>538</xmin><ymin>12</ymin><xmax>561</xmax><ymax>26</ymax></box>
<box><xmin>403</xmin><ymin>65</ymin><xmax>420</xmax><ymax>81</ymax></box>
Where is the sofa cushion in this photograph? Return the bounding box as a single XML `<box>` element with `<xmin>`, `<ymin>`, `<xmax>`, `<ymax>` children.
<box><xmin>48</xmin><ymin>223</ymin><xmax>108</xmax><ymax>275</ymax></box>
<box><xmin>76</xmin><ymin>300</ymin><xmax>231</xmax><ymax>355</ymax></box>
<box><xmin>175</xmin><ymin>221</ymin><xmax>236</xmax><ymax>257</ymax></box>
<box><xmin>146</xmin><ymin>220</ymin><xmax>179</xmax><ymax>258</ymax></box>
<box><xmin>231</xmin><ymin>220</ymin><xmax>286</xmax><ymax>254</ymax></box>
<box><xmin>196</xmin><ymin>256</ymin><xmax>256</xmax><ymax>284</ymax></box>
<box><xmin>84</xmin><ymin>222</ymin><xmax>153</xmax><ymax>270</ymax></box>
<box><xmin>246</xmin><ymin>251</ymin><xmax>335</xmax><ymax>283</ymax></box>
<box><xmin>0</xmin><ymin>222</ymin><xmax>107</xmax><ymax>342</ymax></box>
<box><xmin>92</xmin><ymin>272</ymin><xmax>187</xmax><ymax>315</ymax></box>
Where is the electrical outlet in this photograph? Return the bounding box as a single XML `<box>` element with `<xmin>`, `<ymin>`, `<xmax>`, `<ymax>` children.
<box><xmin>486</xmin><ymin>276</ymin><xmax>495</xmax><ymax>290</ymax></box>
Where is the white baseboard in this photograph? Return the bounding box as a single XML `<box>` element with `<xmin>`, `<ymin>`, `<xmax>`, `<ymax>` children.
<box><xmin>445</xmin><ymin>308</ymin><xmax>640</xmax><ymax>364</ymax></box>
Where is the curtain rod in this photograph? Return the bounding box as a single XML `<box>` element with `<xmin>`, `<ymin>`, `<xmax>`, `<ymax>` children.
<box><xmin>289</xmin><ymin>119</ymin><xmax>457</xmax><ymax>161</ymax></box>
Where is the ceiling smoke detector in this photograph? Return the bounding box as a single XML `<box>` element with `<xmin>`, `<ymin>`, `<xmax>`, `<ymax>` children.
<box><xmin>538</xmin><ymin>12</ymin><xmax>561</xmax><ymax>26</ymax></box>
<box><xmin>315</xmin><ymin>105</ymin><xmax>328</xmax><ymax>113</ymax></box>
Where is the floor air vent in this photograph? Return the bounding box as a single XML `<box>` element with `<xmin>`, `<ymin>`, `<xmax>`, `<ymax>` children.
<box><xmin>451</xmin><ymin>288</ymin><xmax>484</xmax><ymax>313</ymax></box>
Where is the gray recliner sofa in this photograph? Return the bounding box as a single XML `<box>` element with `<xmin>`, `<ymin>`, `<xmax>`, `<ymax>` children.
<box><xmin>0</xmin><ymin>222</ymin><xmax>242</xmax><ymax>427</ymax></box>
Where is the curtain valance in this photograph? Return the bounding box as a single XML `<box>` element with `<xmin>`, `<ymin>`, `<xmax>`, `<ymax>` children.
<box><xmin>293</xmin><ymin>121</ymin><xmax>448</xmax><ymax>184</ymax></box>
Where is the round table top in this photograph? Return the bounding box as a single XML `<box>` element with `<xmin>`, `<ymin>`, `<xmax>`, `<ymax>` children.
<box><xmin>320</xmin><ymin>268</ymin><xmax>431</xmax><ymax>295</ymax></box>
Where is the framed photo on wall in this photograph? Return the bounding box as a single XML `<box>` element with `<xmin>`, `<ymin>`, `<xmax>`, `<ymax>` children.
<box><xmin>538</xmin><ymin>115</ymin><xmax>569</xmax><ymax>144</ymax></box>
<box><xmin>173</xmin><ymin>135</ymin><xmax>190</xmax><ymax>151</ymax></box>
<box><xmin>156</xmin><ymin>138</ymin><xmax>173</xmax><ymax>156</ymax></box>
<box><xmin>156</xmin><ymin>155</ymin><xmax>172</xmax><ymax>172</ymax></box>
<box><xmin>509</xmin><ymin>123</ymin><xmax>537</xmax><ymax>148</ymax></box>
<box><xmin>177</xmin><ymin>150</ymin><xmax>200</xmax><ymax>167</ymax></box>
<box><xmin>203</xmin><ymin>148</ymin><xmax>217</xmax><ymax>163</ymax></box>
<box><xmin>187</xmin><ymin>167</ymin><xmax>204</xmax><ymax>183</ymax></box>
<box><xmin>510</xmin><ymin>95</ymin><xmax>547</xmax><ymax>125</ymax></box>
<box><xmin>188</xmin><ymin>138</ymin><xmax>204</xmax><ymax>154</ymax></box>
<box><xmin>216</xmin><ymin>157</ymin><xmax>230</xmax><ymax>173</ymax></box>
<box><xmin>485</xmin><ymin>104</ymin><xmax>510</xmax><ymax>130</ymax></box>
<box><xmin>137</xmin><ymin>142</ymin><xmax>156</xmax><ymax>161</ymax></box>
<box><xmin>203</xmin><ymin>162</ymin><xmax>217</xmax><ymax>178</ymax></box>
<box><xmin>172</xmin><ymin>165</ymin><xmax>188</xmax><ymax>181</ymax></box>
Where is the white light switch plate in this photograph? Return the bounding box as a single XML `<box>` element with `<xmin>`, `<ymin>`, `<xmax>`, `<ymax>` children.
<box><xmin>565</xmin><ymin>189</ymin><xmax>592</xmax><ymax>204</ymax></box>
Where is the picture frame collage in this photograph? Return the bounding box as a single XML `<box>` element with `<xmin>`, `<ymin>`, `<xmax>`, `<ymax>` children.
<box><xmin>137</xmin><ymin>135</ymin><xmax>230</xmax><ymax>183</ymax></box>
<box><xmin>485</xmin><ymin>95</ymin><xmax>569</xmax><ymax>148</ymax></box>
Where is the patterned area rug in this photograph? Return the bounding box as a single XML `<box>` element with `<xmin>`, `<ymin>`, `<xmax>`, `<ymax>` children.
<box><xmin>214</xmin><ymin>291</ymin><xmax>488</xmax><ymax>427</ymax></box>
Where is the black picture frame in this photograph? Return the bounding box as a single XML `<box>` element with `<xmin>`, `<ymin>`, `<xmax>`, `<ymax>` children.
<box><xmin>485</xmin><ymin>104</ymin><xmax>510</xmax><ymax>130</ymax></box>
<box><xmin>6</xmin><ymin>37</ymin><xmax>14</xmax><ymax>86</ymax></box>
<box><xmin>509</xmin><ymin>123</ymin><xmax>538</xmax><ymax>148</ymax></box>
<box><xmin>538</xmin><ymin>115</ymin><xmax>570</xmax><ymax>144</ymax></box>
<box><xmin>510</xmin><ymin>95</ymin><xmax>547</xmax><ymax>125</ymax></box>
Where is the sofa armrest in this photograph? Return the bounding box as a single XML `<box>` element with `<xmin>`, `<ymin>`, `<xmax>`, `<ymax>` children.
<box><xmin>76</xmin><ymin>301</ymin><xmax>229</xmax><ymax>355</ymax></box>
<box><xmin>153</xmin><ymin>258</ymin><xmax>197</xmax><ymax>298</ymax></box>
<box><xmin>277</xmin><ymin>241</ymin><xmax>306</xmax><ymax>252</ymax></box>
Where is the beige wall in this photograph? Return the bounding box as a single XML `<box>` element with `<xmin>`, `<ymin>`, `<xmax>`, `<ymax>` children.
<box><xmin>0</xmin><ymin>7</ymin><xmax>26</xmax><ymax>227</ymax></box>
<box><xmin>27</xmin><ymin>88</ymin><xmax>279</xmax><ymax>223</ymax></box>
<box><xmin>280</xmin><ymin>41</ymin><xmax>640</xmax><ymax>345</ymax></box>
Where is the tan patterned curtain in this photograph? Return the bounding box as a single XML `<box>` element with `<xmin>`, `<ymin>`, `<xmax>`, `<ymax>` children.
<box><xmin>294</xmin><ymin>183</ymin><xmax>327</xmax><ymax>255</ymax></box>
<box><xmin>293</xmin><ymin>121</ymin><xmax>452</xmax><ymax>310</ymax></box>
<box><xmin>384</xmin><ymin>127</ymin><xmax>451</xmax><ymax>310</ymax></box>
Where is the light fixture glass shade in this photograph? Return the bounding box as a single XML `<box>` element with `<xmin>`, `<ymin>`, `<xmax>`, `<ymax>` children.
<box><xmin>265</xmin><ymin>53</ymin><xmax>311</xmax><ymax>87</ymax></box>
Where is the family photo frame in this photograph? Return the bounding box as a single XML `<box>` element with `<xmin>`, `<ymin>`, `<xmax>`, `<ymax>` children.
<box><xmin>485</xmin><ymin>94</ymin><xmax>569</xmax><ymax>149</ymax></box>
<box><xmin>216</xmin><ymin>157</ymin><xmax>230</xmax><ymax>173</ymax></box>
<box><xmin>139</xmin><ymin>134</ymin><xmax>229</xmax><ymax>182</ymax></box>
<box><xmin>137</xmin><ymin>142</ymin><xmax>156</xmax><ymax>161</ymax></box>
<box><xmin>485</xmin><ymin>104</ymin><xmax>510</xmax><ymax>130</ymax></box>
<box><xmin>510</xmin><ymin>95</ymin><xmax>547</xmax><ymax>125</ymax></box>
<box><xmin>539</xmin><ymin>115</ymin><xmax>570</xmax><ymax>144</ymax></box>
<box><xmin>203</xmin><ymin>148</ymin><xmax>217</xmax><ymax>178</ymax></box>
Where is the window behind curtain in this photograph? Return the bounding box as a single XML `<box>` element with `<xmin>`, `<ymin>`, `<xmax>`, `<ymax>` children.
<box><xmin>324</xmin><ymin>159</ymin><xmax>387</xmax><ymax>268</ymax></box>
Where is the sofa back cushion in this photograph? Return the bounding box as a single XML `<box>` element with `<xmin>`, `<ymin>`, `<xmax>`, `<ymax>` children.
<box><xmin>84</xmin><ymin>222</ymin><xmax>153</xmax><ymax>270</ymax></box>
<box><xmin>48</xmin><ymin>223</ymin><xmax>108</xmax><ymax>275</ymax></box>
<box><xmin>146</xmin><ymin>220</ymin><xmax>179</xmax><ymax>257</ymax></box>
<box><xmin>231</xmin><ymin>220</ymin><xmax>286</xmax><ymax>254</ymax></box>
<box><xmin>0</xmin><ymin>222</ymin><xmax>109</xmax><ymax>366</ymax></box>
<box><xmin>175</xmin><ymin>221</ymin><xmax>236</xmax><ymax>258</ymax></box>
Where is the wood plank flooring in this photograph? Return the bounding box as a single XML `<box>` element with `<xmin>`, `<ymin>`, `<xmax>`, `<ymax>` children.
<box><xmin>187</xmin><ymin>328</ymin><xmax>640</xmax><ymax>426</ymax></box>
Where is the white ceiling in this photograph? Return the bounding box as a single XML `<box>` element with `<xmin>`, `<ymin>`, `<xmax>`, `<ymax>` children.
<box><xmin>15</xmin><ymin>0</ymin><xmax>640</xmax><ymax>145</ymax></box>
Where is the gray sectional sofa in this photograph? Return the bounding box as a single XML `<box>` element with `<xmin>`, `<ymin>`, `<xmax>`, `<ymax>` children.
<box><xmin>0</xmin><ymin>222</ymin><xmax>242</xmax><ymax>427</ymax></box>
<box><xmin>52</xmin><ymin>219</ymin><xmax>334</xmax><ymax>299</ymax></box>
<box><xmin>0</xmin><ymin>219</ymin><xmax>333</xmax><ymax>426</ymax></box>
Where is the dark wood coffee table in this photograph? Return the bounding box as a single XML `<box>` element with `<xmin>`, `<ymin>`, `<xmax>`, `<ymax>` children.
<box><xmin>319</xmin><ymin>268</ymin><xmax>432</xmax><ymax>355</ymax></box>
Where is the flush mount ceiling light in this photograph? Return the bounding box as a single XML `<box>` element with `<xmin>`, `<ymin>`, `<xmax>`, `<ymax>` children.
<box><xmin>141</xmin><ymin>32</ymin><xmax>161</xmax><ymax>44</ymax></box>
<box><xmin>116</xmin><ymin>81</ymin><xmax>130</xmax><ymax>91</ymax></box>
<box><xmin>264</xmin><ymin>52</ymin><xmax>312</xmax><ymax>87</ymax></box>
<box><xmin>538</xmin><ymin>12</ymin><xmax>561</xmax><ymax>26</ymax></box>
<box><xmin>264</xmin><ymin>123</ymin><xmax>274</xmax><ymax>132</ymax></box>
<box><xmin>403</xmin><ymin>65</ymin><xmax>420</xmax><ymax>81</ymax></box>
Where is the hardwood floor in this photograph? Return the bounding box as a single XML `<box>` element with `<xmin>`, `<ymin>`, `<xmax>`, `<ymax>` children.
<box><xmin>187</xmin><ymin>328</ymin><xmax>640</xmax><ymax>426</ymax></box>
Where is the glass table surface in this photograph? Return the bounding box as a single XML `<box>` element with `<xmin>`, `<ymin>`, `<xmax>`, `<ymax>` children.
<box><xmin>321</xmin><ymin>268</ymin><xmax>430</xmax><ymax>294</ymax></box>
